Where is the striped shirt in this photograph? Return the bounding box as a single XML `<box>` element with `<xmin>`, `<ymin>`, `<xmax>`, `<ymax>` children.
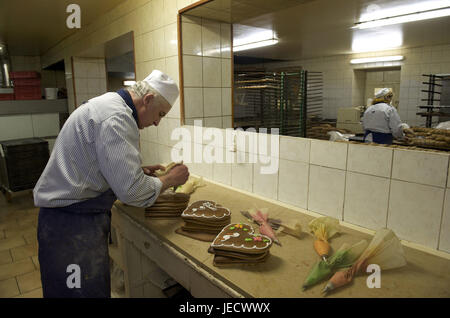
<box><xmin>33</xmin><ymin>91</ymin><xmax>162</xmax><ymax>208</ymax></box>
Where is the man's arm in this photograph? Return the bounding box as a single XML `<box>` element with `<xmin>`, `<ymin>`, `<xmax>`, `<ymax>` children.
<box><xmin>94</xmin><ymin>115</ymin><xmax>162</xmax><ymax>207</ymax></box>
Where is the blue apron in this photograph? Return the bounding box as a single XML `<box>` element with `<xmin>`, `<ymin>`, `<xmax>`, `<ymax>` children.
<box><xmin>38</xmin><ymin>189</ymin><xmax>116</xmax><ymax>298</ymax></box>
<box><xmin>363</xmin><ymin>130</ymin><xmax>393</xmax><ymax>145</ymax></box>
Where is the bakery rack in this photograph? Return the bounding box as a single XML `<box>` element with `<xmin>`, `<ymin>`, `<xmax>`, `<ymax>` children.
<box><xmin>417</xmin><ymin>74</ymin><xmax>450</xmax><ymax>127</ymax></box>
<box><xmin>233</xmin><ymin>70</ymin><xmax>323</xmax><ymax>137</ymax></box>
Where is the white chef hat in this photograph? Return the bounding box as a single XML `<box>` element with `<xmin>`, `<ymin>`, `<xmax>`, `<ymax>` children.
<box><xmin>375</xmin><ymin>88</ymin><xmax>393</xmax><ymax>99</ymax></box>
<box><xmin>144</xmin><ymin>70</ymin><xmax>179</xmax><ymax>106</ymax></box>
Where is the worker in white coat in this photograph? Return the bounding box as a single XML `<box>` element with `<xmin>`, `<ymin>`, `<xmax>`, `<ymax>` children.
<box><xmin>362</xmin><ymin>88</ymin><xmax>409</xmax><ymax>144</ymax></box>
<box><xmin>34</xmin><ymin>70</ymin><xmax>189</xmax><ymax>297</ymax></box>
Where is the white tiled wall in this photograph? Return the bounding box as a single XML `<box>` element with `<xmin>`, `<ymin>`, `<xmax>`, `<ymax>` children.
<box><xmin>347</xmin><ymin>144</ymin><xmax>393</xmax><ymax>178</ymax></box>
<box><xmin>388</xmin><ymin>180</ymin><xmax>445</xmax><ymax>248</ymax></box>
<box><xmin>0</xmin><ymin>113</ymin><xmax>60</xmax><ymax>141</ymax></box>
<box><xmin>31</xmin><ymin>113</ymin><xmax>60</xmax><ymax>138</ymax></box>
<box><xmin>344</xmin><ymin>171</ymin><xmax>390</xmax><ymax>230</ymax></box>
<box><xmin>440</xmin><ymin>191</ymin><xmax>450</xmax><ymax>253</ymax></box>
<box><xmin>308</xmin><ymin>164</ymin><xmax>346</xmax><ymax>219</ymax></box>
<box><xmin>277</xmin><ymin>159</ymin><xmax>309</xmax><ymax>209</ymax></box>
<box><xmin>72</xmin><ymin>57</ymin><xmax>107</xmax><ymax>107</ymax></box>
<box><xmin>310</xmin><ymin>139</ymin><xmax>347</xmax><ymax>170</ymax></box>
<box><xmin>391</xmin><ymin>149</ymin><xmax>449</xmax><ymax>187</ymax></box>
<box><xmin>182</xmin><ymin>15</ymin><xmax>232</xmax><ymax>128</ymax></box>
<box><xmin>0</xmin><ymin>115</ymin><xmax>34</xmax><ymax>140</ymax></box>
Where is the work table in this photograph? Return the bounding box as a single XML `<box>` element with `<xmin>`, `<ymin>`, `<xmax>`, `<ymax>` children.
<box><xmin>111</xmin><ymin>180</ymin><xmax>450</xmax><ymax>298</ymax></box>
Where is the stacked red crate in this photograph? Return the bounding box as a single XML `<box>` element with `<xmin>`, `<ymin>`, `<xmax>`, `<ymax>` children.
<box><xmin>10</xmin><ymin>71</ymin><xmax>42</xmax><ymax>100</ymax></box>
<box><xmin>0</xmin><ymin>92</ymin><xmax>14</xmax><ymax>100</ymax></box>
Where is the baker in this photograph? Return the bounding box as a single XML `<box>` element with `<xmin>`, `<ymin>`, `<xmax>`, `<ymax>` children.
<box><xmin>33</xmin><ymin>70</ymin><xmax>189</xmax><ymax>297</ymax></box>
<box><xmin>362</xmin><ymin>88</ymin><xmax>409</xmax><ymax>145</ymax></box>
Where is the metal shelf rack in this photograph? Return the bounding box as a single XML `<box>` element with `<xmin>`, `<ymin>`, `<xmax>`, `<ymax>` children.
<box><xmin>233</xmin><ymin>70</ymin><xmax>323</xmax><ymax>137</ymax></box>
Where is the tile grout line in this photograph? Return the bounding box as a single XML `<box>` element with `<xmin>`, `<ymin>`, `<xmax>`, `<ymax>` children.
<box><xmin>384</xmin><ymin>149</ymin><xmax>395</xmax><ymax>228</ymax></box>
<box><xmin>435</xmin><ymin>157</ymin><xmax>450</xmax><ymax>250</ymax></box>
<box><xmin>341</xmin><ymin>143</ymin><xmax>349</xmax><ymax>222</ymax></box>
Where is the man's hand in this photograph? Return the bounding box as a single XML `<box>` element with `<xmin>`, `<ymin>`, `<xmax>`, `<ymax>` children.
<box><xmin>158</xmin><ymin>164</ymin><xmax>189</xmax><ymax>192</ymax></box>
<box><xmin>142</xmin><ymin>165</ymin><xmax>166</xmax><ymax>176</ymax></box>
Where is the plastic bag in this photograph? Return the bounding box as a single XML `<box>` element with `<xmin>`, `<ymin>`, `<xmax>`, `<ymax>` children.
<box><xmin>322</xmin><ymin>228</ymin><xmax>406</xmax><ymax>294</ymax></box>
<box><xmin>435</xmin><ymin>121</ymin><xmax>450</xmax><ymax>130</ymax></box>
<box><xmin>308</xmin><ymin>216</ymin><xmax>340</xmax><ymax>242</ymax></box>
<box><xmin>328</xmin><ymin>131</ymin><xmax>347</xmax><ymax>141</ymax></box>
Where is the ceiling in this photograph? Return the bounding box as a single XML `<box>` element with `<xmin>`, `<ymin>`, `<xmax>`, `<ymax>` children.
<box><xmin>0</xmin><ymin>0</ymin><xmax>125</xmax><ymax>56</ymax></box>
<box><xmin>184</xmin><ymin>0</ymin><xmax>450</xmax><ymax>61</ymax></box>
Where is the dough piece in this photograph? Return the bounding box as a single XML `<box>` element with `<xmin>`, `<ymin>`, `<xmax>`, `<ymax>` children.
<box><xmin>153</xmin><ymin>161</ymin><xmax>182</xmax><ymax>177</ymax></box>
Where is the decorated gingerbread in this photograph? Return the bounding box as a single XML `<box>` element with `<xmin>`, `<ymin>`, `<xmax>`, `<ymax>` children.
<box><xmin>211</xmin><ymin>223</ymin><xmax>272</xmax><ymax>255</ymax></box>
<box><xmin>182</xmin><ymin>200</ymin><xmax>231</xmax><ymax>220</ymax></box>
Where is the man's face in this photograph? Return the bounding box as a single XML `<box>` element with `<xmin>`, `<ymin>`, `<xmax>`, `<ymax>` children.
<box><xmin>139</xmin><ymin>94</ymin><xmax>171</xmax><ymax>129</ymax></box>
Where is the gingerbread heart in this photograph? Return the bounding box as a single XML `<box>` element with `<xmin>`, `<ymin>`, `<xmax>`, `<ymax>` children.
<box><xmin>182</xmin><ymin>200</ymin><xmax>230</xmax><ymax>220</ymax></box>
<box><xmin>211</xmin><ymin>223</ymin><xmax>272</xmax><ymax>254</ymax></box>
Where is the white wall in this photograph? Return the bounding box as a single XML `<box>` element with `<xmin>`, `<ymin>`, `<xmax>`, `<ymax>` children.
<box><xmin>0</xmin><ymin>113</ymin><xmax>60</xmax><ymax>152</ymax></box>
<box><xmin>72</xmin><ymin>57</ymin><xmax>107</xmax><ymax>108</ymax></box>
<box><xmin>181</xmin><ymin>15</ymin><xmax>233</xmax><ymax>129</ymax></box>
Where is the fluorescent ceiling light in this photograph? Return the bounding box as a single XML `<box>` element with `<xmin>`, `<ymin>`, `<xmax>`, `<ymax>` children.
<box><xmin>355</xmin><ymin>1</ymin><xmax>450</xmax><ymax>29</ymax></box>
<box><xmin>350</xmin><ymin>55</ymin><xmax>404</xmax><ymax>64</ymax></box>
<box><xmin>123</xmin><ymin>80</ymin><xmax>136</xmax><ymax>86</ymax></box>
<box><xmin>233</xmin><ymin>24</ymin><xmax>278</xmax><ymax>52</ymax></box>
<box><xmin>351</xmin><ymin>30</ymin><xmax>403</xmax><ymax>52</ymax></box>
<box><xmin>233</xmin><ymin>39</ymin><xmax>279</xmax><ymax>52</ymax></box>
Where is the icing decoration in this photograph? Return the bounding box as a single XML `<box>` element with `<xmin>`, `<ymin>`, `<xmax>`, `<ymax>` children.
<box><xmin>222</xmin><ymin>232</ymin><xmax>240</xmax><ymax>241</ymax></box>
<box><xmin>181</xmin><ymin>200</ymin><xmax>231</xmax><ymax>219</ymax></box>
<box><xmin>211</xmin><ymin>223</ymin><xmax>272</xmax><ymax>250</ymax></box>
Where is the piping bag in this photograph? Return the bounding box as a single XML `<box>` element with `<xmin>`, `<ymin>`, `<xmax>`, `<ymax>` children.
<box><xmin>302</xmin><ymin>239</ymin><xmax>368</xmax><ymax>291</ymax></box>
<box><xmin>322</xmin><ymin>228</ymin><xmax>406</xmax><ymax>295</ymax></box>
<box><xmin>308</xmin><ymin>216</ymin><xmax>340</xmax><ymax>262</ymax></box>
<box><xmin>241</xmin><ymin>207</ymin><xmax>282</xmax><ymax>246</ymax></box>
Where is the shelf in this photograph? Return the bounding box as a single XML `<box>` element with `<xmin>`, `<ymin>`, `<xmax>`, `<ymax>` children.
<box><xmin>416</xmin><ymin>112</ymin><xmax>450</xmax><ymax>117</ymax></box>
<box><xmin>0</xmin><ymin>99</ymin><xmax>68</xmax><ymax>115</ymax></box>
